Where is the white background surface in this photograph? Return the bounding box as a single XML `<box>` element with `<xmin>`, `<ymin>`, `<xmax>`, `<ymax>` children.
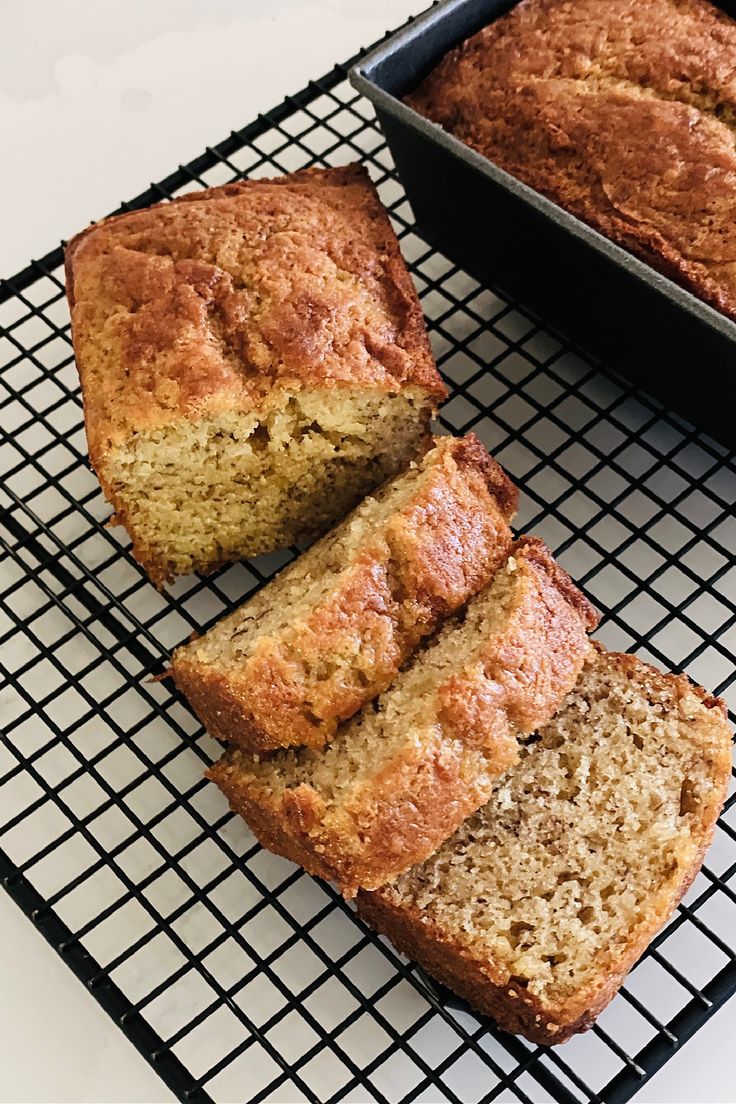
<box><xmin>1</xmin><ymin>3</ymin><xmax>734</xmax><ymax>1102</ymax></box>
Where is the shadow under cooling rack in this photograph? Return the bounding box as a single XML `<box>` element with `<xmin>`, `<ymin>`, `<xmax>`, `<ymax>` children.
<box><xmin>2</xmin><ymin>26</ymin><xmax>736</xmax><ymax>1104</ymax></box>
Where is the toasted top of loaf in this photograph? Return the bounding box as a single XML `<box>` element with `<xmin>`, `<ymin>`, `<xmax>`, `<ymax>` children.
<box><xmin>65</xmin><ymin>164</ymin><xmax>445</xmax><ymax>464</ymax></box>
<box><xmin>172</xmin><ymin>433</ymin><xmax>518</xmax><ymax>750</ymax></box>
<box><xmin>362</xmin><ymin>645</ymin><xmax>732</xmax><ymax>1041</ymax></box>
<box><xmin>408</xmin><ymin>0</ymin><xmax>736</xmax><ymax>318</ymax></box>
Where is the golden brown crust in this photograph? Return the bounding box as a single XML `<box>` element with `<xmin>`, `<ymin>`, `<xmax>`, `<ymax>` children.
<box><xmin>448</xmin><ymin>432</ymin><xmax>519</xmax><ymax>518</ymax></box>
<box><xmin>408</xmin><ymin>0</ymin><xmax>736</xmax><ymax>320</ymax></box>
<box><xmin>208</xmin><ymin>737</ymin><xmax>502</xmax><ymax>892</ymax></box>
<box><xmin>206</xmin><ymin>537</ymin><xmax>598</xmax><ymax>895</ymax></box>
<box><xmin>513</xmin><ymin>536</ymin><xmax>599</xmax><ymax>633</ymax></box>
<box><xmin>358</xmin><ymin>651</ymin><xmax>732</xmax><ymax>1044</ymax></box>
<box><xmin>172</xmin><ymin>434</ymin><xmax>517</xmax><ymax>752</ymax></box>
<box><xmin>435</xmin><ymin>539</ymin><xmax>599</xmax><ymax>746</ymax></box>
<box><xmin>588</xmin><ymin>641</ymin><xmax>730</xmax><ymax>720</ymax></box>
<box><xmin>65</xmin><ymin>163</ymin><xmax>445</xmax><ymax>468</ymax></box>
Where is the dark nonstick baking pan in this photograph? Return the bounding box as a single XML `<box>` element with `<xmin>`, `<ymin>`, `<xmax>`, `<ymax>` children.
<box><xmin>350</xmin><ymin>0</ymin><xmax>736</xmax><ymax>449</ymax></box>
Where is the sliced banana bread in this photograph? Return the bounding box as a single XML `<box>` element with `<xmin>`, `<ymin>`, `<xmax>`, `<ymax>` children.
<box><xmin>65</xmin><ymin>164</ymin><xmax>445</xmax><ymax>585</ymax></box>
<box><xmin>172</xmin><ymin>434</ymin><xmax>517</xmax><ymax>753</ymax></box>
<box><xmin>207</xmin><ymin>538</ymin><xmax>599</xmax><ymax>895</ymax></box>
<box><xmin>358</xmin><ymin>646</ymin><xmax>732</xmax><ymax>1044</ymax></box>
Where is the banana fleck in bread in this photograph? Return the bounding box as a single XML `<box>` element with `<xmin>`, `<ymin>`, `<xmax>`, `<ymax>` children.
<box><xmin>65</xmin><ymin>164</ymin><xmax>445</xmax><ymax>586</ymax></box>
<box><xmin>172</xmin><ymin>434</ymin><xmax>517</xmax><ymax>753</ymax></box>
<box><xmin>408</xmin><ymin>0</ymin><xmax>736</xmax><ymax>320</ymax></box>
<box><xmin>359</xmin><ymin>646</ymin><xmax>732</xmax><ymax>1044</ymax></box>
<box><xmin>207</xmin><ymin>537</ymin><xmax>599</xmax><ymax>895</ymax></box>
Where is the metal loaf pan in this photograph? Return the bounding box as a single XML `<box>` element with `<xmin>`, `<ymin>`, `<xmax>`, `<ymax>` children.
<box><xmin>350</xmin><ymin>0</ymin><xmax>736</xmax><ymax>448</ymax></box>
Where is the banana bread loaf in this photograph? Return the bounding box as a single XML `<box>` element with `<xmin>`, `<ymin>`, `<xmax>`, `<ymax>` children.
<box><xmin>207</xmin><ymin>537</ymin><xmax>599</xmax><ymax>895</ymax></box>
<box><xmin>358</xmin><ymin>645</ymin><xmax>732</xmax><ymax>1044</ymax></box>
<box><xmin>408</xmin><ymin>0</ymin><xmax>736</xmax><ymax>320</ymax></box>
<box><xmin>172</xmin><ymin>434</ymin><xmax>517</xmax><ymax>753</ymax></box>
<box><xmin>65</xmin><ymin>164</ymin><xmax>445</xmax><ymax>586</ymax></box>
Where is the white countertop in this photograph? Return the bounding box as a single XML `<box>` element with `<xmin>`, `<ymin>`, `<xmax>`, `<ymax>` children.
<box><xmin>1</xmin><ymin>3</ymin><xmax>734</xmax><ymax>1102</ymax></box>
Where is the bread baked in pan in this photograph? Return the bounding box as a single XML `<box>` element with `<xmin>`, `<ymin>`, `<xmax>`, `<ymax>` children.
<box><xmin>408</xmin><ymin>0</ymin><xmax>736</xmax><ymax>321</ymax></box>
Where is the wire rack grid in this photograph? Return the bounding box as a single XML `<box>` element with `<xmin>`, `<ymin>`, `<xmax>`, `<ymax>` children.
<box><xmin>1</xmin><ymin>28</ymin><xmax>736</xmax><ymax>1104</ymax></box>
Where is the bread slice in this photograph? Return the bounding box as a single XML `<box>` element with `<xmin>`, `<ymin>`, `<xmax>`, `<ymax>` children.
<box><xmin>65</xmin><ymin>164</ymin><xmax>445</xmax><ymax>586</ymax></box>
<box><xmin>358</xmin><ymin>646</ymin><xmax>732</xmax><ymax>1044</ymax></box>
<box><xmin>207</xmin><ymin>538</ymin><xmax>599</xmax><ymax>895</ymax></box>
<box><xmin>172</xmin><ymin>434</ymin><xmax>517</xmax><ymax>753</ymax></box>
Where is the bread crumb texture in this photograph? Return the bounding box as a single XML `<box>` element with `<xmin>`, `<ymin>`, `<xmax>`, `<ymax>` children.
<box><xmin>65</xmin><ymin>164</ymin><xmax>445</xmax><ymax>584</ymax></box>
<box><xmin>359</xmin><ymin>646</ymin><xmax>732</xmax><ymax>1043</ymax></box>
<box><xmin>408</xmin><ymin>0</ymin><xmax>736</xmax><ymax>319</ymax></box>
<box><xmin>207</xmin><ymin>537</ymin><xmax>598</xmax><ymax>894</ymax></box>
<box><xmin>172</xmin><ymin>434</ymin><xmax>517</xmax><ymax>752</ymax></box>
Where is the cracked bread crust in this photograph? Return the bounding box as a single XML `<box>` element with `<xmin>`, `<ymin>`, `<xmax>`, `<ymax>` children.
<box><xmin>358</xmin><ymin>646</ymin><xmax>732</xmax><ymax>1044</ymax></box>
<box><xmin>172</xmin><ymin>434</ymin><xmax>518</xmax><ymax>752</ymax></box>
<box><xmin>65</xmin><ymin>164</ymin><xmax>445</xmax><ymax>584</ymax></box>
<box><xmin>407</xmin><ymin>0</ymin><xmax>736</xmax><ymax>319</ymax></box>
<box><xmin>65</xmin><ymin>163</ymin><xmax>444</xmax><ymax>464</ymax></box>
<box><xmin>207</xmin><ymin>538</ymin><xmax>599</xmax><ymax>895</ymax></box>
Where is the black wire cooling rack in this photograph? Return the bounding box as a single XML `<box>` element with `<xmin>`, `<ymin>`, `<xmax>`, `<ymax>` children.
<box><xmin>2</xmin><ymin>24</ymin><xmax>736</xmax><ymax>1104</ymax></box>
